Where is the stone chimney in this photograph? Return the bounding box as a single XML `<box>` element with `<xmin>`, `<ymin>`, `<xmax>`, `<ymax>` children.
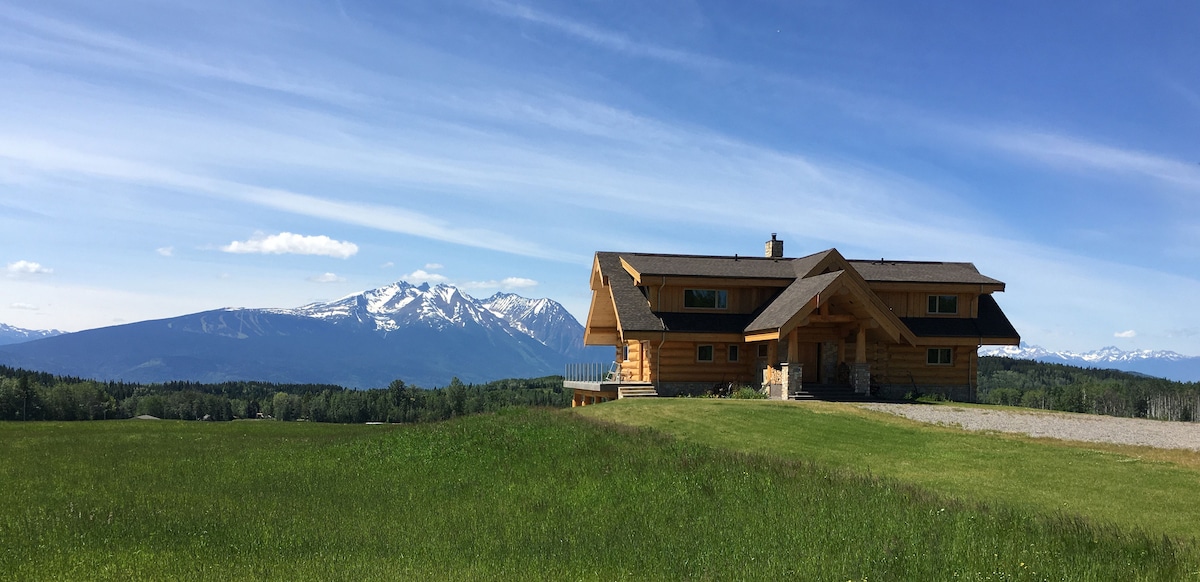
<box><xmin>765</xmin><ymin>233</ymin><xmax>783</xmax><ymax>258</ymax></box>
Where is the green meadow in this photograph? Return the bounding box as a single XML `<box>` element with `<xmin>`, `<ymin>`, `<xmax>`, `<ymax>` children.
<box><xmin>2</xmin><ymin>404</ymin><xmax>1197</xmax><ymax>580</ymax></box>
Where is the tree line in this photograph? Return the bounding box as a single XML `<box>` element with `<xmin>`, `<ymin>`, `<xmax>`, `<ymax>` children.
<box><xmin>978</xmin><ymin>357</ymin><xmax>1200</xmax><ymax>421</ymax></box>
<box><xmin>0</xmin><ymin>365</ymin><xmax>570</xmax><ymax>423</ymax></box>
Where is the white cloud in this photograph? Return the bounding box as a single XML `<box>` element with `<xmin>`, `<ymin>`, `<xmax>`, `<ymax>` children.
<box><xmin>1114</xmin><ymin>330</ymin><xmax>1138</xmax><ymax>338</ymax></box>
<box><xmin>463</xmin><ymin>277</ymin><xmax>538</xmax><ymax>291</ymax></box>
<box><xmin>6</xmin><ymin>260</ymin><xmax>52</xmax><ymax>276</ymax></box>
<box><xmin>402</xmin><ymin>269</ymin><xmax>449</xmax><ymax>283</ymax></box>
<box><xmin>10</xmin><ymin>302</ymin><xmax>38</xmax><ymax>310</ymax></box>
<box><xmin>308</xmin><ymin>272</ymin><xmax>345</xmax><ymax>283</ymax></box>
<box><xmin>424</xmin><ymin>263</ymin><xmax>444</xmax><ymax>270</ymax></box>
<box><xmin>156</xmin><ymin>246</ymin><xmax>174</xmax><ymax>257</ymax></box>
<box><xmin>221</xmin><ymin>232</ymin><xmax>358</xmax><ymax>259</ymax></box>
<box><xmin>380</xmin><ymin>261</ymin><xmax>395</xmax><ymax>269</ymax></box>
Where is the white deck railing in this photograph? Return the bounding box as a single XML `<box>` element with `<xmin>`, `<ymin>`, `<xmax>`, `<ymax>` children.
<box><xmin>564</xmin><ymin>362</ymin><xmax>620</xmax><ymax>383</ymax></box>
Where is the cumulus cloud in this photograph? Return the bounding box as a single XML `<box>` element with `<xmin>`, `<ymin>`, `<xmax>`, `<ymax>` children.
<box><xmin>402</xmin><ymin>269</ymin><xmax>449</xmax><ymax>283</ymax></box>
<box><xmin>1114</xmin><ymin>330</ymin><xmax>1137</xmax><ymax>338</ymax></box>
<box><xmin>10</xmin><ymin>302</ymin><xmax>38</xmax><ymax>310</ymax></box>
<box><xmin>221</xmin><ymin>232</ymin><xmax>358</xmax><ymax>259</ymax></box>
<box><xmin>156</xmin><ymin>246</ymin><xmax>174</xmax><ymax>257</ymax></box>
<box><xmin>6</xmin><ymin>260</ymin><xmax>52</xmax><ymax>276</ymax></box>
<box><xmin>463</xmin><ymin>277</ymin><xmax>539</xmax><ymax>291</ymax></box>
<box><xmin>308</xmin><ymin>272</ymin><xmax>345</xmax><ymax>283</ymax></box>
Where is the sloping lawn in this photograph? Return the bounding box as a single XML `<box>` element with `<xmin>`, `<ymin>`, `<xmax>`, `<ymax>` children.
<box><xmin>578</xmin><ymin>398</ymin><xmax>1200</xmax><ymax>542</ymax></box>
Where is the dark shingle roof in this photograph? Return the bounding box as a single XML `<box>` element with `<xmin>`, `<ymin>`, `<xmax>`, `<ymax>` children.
<box><xmin>619</xmin><ymin>253</ymin><xmax>797</xmax><ymax>279</ymax></box>
<box><xmin>745</xmin><ymin>271</ymin><xmax>841</xmax><ymax>332</ymax></box>
<box><xmin>900</xmin><ymin>295</ymin><xmax>1019</xmax><ymax>339</ymax></box>
<box><xmin>596</xmin><ymin>252</ymin><xmax>663</xmax><ymax>332</ymax></box>
<box><xmin>849</xmin><ymin>260</ymin><xmax>1003</xmax><ymax>286</ymax></box>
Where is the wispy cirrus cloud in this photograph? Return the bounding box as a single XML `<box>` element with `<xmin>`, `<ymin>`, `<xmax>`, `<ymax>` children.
<box><xmin>1114</xmin><ymin>330</ymin><xmax>1137</xmax><ymax>338</ymax></box>
<box><xmin>484</xmin><ymin>1</ymin><xmax>722</xmax><ymax>70</ymax></box>
<box><xmin>222</xmin><ymin>232</ymin><xmax>358</xmax><ymax>259</ymax></box>
<box><xmin>981</xmin><ymin>129</ymin><xmax>1200</xmax><ymax>193</ymax></box>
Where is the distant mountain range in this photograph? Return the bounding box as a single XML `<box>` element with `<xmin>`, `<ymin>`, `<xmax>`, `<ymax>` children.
<box><xmin>0</xmin><ymin>323</ymin><xmax>64</xmax><ymax>346</ymax></box>
<box><xmin>0</xmin><ymin>282</ymin><xmax>607</xmax><ymax>387</ymax></box>
<box><xmin>980</xmin><ymin>343</ymin><xmax>1200</xmax><ymax>383</ymax></box>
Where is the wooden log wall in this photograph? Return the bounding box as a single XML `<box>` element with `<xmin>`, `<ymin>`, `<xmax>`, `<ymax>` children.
<box><xmin>654</xmin><ymin>341</ymin><xmax>757</xmax><ymax>385</ymax></box>
<box><xmin>869</xmin><ymin>345</ymin><xmax>975</xmax><ymax>387</ymax></box>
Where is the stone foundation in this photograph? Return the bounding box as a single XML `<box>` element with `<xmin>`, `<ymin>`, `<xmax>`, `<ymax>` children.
<box><xmin>850</xmin><ymin>363</ymin><xmax>870</xmax><ymax>394</ymax></box>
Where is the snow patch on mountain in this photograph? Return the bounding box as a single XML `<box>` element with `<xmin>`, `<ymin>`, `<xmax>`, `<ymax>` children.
<box><xmin>980</xmin><ymin>342</ymin><xmax>1190</xmax><ymax>363</ymax></box>
<box><xmin>980</xmin><ymin>342</ymin><xmax>1200</xmax><ymax>382</ymax></box>
<box><xmin>0</xmin><ymin>323</ymin><xmax>65</xmax><ymax>346</ymax></box>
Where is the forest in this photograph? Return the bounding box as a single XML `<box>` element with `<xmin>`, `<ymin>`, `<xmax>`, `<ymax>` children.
<box><xmin>3</xmin><ymin>357</ymin><xmax>1199</xmax><ymax>423</ymax></box>
<box><xmin>0</xmin><ymin>365</ymin><xmax>569</xmax><ymax>423</ymax></box>
<box><xmin>977</xmin><ymin>356</ymin><xmax>1200</xmax><ymax>421</ymax></box>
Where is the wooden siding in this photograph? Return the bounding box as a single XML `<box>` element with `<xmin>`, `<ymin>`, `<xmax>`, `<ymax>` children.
<box><xmin>869</xmin><ymin>344</ymin><xmax>976</xmax><ymax>387</ymax></box>
<box><xmin>874</xmin><ymin>291</ymin><xmax>980</xmax><ymax>318</ymax></box>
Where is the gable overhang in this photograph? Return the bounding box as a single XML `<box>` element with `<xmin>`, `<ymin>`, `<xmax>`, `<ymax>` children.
<box><xmin>745</xmin><ymin>268</ymin><xmax>917</xmax><ymax>346</ymax></box>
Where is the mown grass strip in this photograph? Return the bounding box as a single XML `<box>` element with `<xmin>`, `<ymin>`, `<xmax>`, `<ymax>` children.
<box><xmin>577</xmin><ymin>398</ymin><xmax>1200</xmax><ymax>542</ymax></box>
<box><xmin>1</xmin><ymin>410</ymin><xmax>1196</xmax><ymax>580</ymax></box>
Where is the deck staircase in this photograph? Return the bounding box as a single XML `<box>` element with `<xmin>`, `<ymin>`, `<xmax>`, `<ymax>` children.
<box><xmin>786</xmin><ymin>384</ymin><xmax>868</xmax><ymax>402</ymax></box>
<box><xmin>618</xmin><ymin>386</ymin><xmax>659</xmax><ymax>399</ymax></box>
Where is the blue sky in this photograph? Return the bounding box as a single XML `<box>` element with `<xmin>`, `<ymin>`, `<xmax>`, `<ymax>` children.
<box><xmin>1</xmin><ymin>0</ymin><xmax>1198</xmax><ymax>355</ymax></box>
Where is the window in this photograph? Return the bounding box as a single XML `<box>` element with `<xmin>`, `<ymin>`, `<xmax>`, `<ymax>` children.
<box><xmin>757</xmin><ymin>344</ymin><xmax>769</xmax><ymax>358</ymax></box>
<box><xmin>927</xmin><ymin>348</ymin><xmax>953</xmax><ymax>365</ymax></box>
<box><xmin>728</xmin><ymin>345</ymin><xmax>740</xmax><ymax>362</ymax></box>
<box><xmin>697</xmin><ymin>345</ymin><xmax>714</xmax><ymax>362</ymax></box>
<box><xmin>622</xmin><ymin>344</ymin><xmax>630</xmax><ymax>361</ymax></box>
<box><xmin>927</xmin><ymin>295</ymin><xmax>958</xmax><ymax>314</ymax></box>
<box><xmin>684</xmin><ymin>289</ymin><xmax>728</xmax><ymax>309</ymax></box>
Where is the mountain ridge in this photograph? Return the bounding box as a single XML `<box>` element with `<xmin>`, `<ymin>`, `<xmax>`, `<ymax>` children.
<box><xmin>980</xmin><ymin>342</ymin><xmax>1200</xmax><ymax>382</ymax></box>
<box><xmin>0</xmin><ymin>281</ymin><xmax>604</xmax><ymax>387</ymax></box>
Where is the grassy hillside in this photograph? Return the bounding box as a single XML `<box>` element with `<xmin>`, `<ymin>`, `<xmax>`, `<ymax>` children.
<box><xmin>579</xmin><ymin>399</ymin><xmax>1200</xmax><ymax>542</ymax></box>
<box><xmin>2</xmin><ymin>408</ymin><xmax>1196</xmax><ymax>580</ymax></box>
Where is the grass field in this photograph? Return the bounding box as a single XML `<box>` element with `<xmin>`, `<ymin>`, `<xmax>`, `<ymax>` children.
<box><xmin>578</xmin><ymin>399</ymin><xmax>1200</xmax><ymax>541</ymax></box>
<box><xmin>2</xmin><ymin>407</ymin><xmax>1197</xmax><ymax>580</ymax></box>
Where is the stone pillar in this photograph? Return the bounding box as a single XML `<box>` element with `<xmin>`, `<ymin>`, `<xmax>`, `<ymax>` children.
<box><xmin>851</xmin><ymin>363</ymin><xmax>871</xmax><ymax>395</ymax></box>
<box><xmin>781</xmin><ymin>362</ymin><xmax>803</xmax><ymax>399</ymax></box>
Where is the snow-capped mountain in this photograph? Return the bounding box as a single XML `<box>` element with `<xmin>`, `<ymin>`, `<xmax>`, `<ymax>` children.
<box><xmin>980</xmin><ymin>342</ymin><xmax>1200</xmax><ymax>382</ymax></box>
<box><xmin>0</xmin><ymin>323</ymin><xmax>64</xmax><ymax>346</ymax></box>
<box><xmin>481</xmin><ymin>292</ymin><xmax>594</xmax><ymax>359</ymax></box>
<box><xmin>0</xmin><ymin>282</ymin><xmax>598</xmax><ymax>388</ymax></box>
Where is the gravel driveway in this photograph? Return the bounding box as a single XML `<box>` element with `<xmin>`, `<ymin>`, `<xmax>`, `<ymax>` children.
<box><xmin>860</xmin><ymin>403</ymin><xmax>1200</xmax><ymax>451</ymax></box>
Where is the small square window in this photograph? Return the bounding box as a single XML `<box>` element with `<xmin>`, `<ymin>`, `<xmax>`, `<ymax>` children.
<box><xmin>927</xmin><ymin>295</ymin><xmax>958</xmax><ymax>314</ymax></box>
<box><xmin>728</xmin><ymin>345</ymin><xmax>739</xmax><ymax>362</ymax></box>
<box><xmin>757</xmin><ymin>344</ymin><xmax>769</xmax><ymax>358</ymax></box>
<box><xmin>927</xmin><ymin>348</ymin><xmax>953</xmax><ymax>365</ymax></box>
<box><xmin>697</xmin><ymin>345</ymin><xmax>714</xmax><ymax>362</ymax></box>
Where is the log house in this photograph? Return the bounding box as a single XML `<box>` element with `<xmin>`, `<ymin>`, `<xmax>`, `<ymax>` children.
<box><xmin>567</xmin><ymin>235</ymin><xmax>1019</xmax><ymax>405</ymax></box>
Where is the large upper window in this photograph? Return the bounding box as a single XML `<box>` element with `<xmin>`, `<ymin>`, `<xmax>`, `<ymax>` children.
<box><xmin>927</xmin><ymin>295</ymin><xmax>958</xmax><ymax>314</ymax></box>
<box><xmin>684</xmin><ymin>289</ymin><xmax>728</xmax><ymax>309</ymax></box>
